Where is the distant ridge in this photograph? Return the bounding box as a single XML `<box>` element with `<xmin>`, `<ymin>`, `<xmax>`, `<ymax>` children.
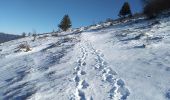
<box><xmin>0</xmin><ymin>32</ymin><xmax>21</xmax><ymax>43</ymax></box>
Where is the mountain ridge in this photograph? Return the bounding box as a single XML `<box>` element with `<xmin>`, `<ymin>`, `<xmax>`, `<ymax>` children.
<box><xmin>0</xmin><ymin>32</ymin><xmax>21</xmax><ymax>43</ymax></box>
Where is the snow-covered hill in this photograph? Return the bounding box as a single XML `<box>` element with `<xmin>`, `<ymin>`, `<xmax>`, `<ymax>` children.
<box><xmin>0</xmin><ymin>16</ymin><xmax>170</xmax><ymax>100</ymax></box>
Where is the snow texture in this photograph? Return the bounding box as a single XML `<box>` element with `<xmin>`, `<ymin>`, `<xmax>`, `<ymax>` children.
<box><xmin>0</xmin><ymin>15</ymin><xmax>170</xmax><ymax>100</ymax></box>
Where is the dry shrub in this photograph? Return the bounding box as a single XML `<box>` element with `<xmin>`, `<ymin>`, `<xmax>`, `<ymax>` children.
<box><xmin>18</xmin><ymin>43</ymin><xmax>31</xmax><ymax>52</ymax></box>
<box><xmin>51</xmin><ymin>33</ymin><xmax>59</xmax><ymax>37</ymax></box>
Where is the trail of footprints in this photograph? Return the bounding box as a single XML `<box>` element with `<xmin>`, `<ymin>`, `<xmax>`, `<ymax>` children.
<box><xmin>88</xmin><ymin>42</ymin><xmax>130</xmax><ymax>100</ymax></box>
<box><xmin>73</xmin><ymin>45</ymin><xmax>89</xmax><ymax>100</ymax></box>
<box><xmin>72</xmin><ymin>42</ymin><xmax>130</xmax><ymax>100</ymax></box>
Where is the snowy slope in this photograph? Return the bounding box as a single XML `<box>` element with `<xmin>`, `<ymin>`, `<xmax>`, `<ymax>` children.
<box><xmin>0</xmin><ymin>16</ymin><xmax>170</xmax><ymax>100</ymax></box>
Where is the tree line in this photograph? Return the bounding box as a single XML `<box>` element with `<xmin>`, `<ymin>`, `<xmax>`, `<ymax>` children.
<box><xmin>58</xmin><ymin>2</ymin><xmax>132</xmax><ymax>32</ymax></box>
<box><xmin>59</xmin><ymin>0</ymin><xmax>170</xmax><ymax>31</ymax></box>
<box><xmin>21</xmin><ymin>0</ymin><xmax>170</xmax><ymax>35</ymax></box>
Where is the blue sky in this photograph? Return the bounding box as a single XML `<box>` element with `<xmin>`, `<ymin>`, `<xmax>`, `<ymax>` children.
<box><xmin>0</xmin><ymin>0</ymin><xmax>142</xmax><ymax>34</ymax></box>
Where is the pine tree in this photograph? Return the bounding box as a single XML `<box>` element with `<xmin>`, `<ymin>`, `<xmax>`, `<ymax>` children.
<box><xmin>143</xmin><ymin>0</ymin><xmax>170</xmax><ymax>18</ymax></box>
<box><xmin>141</xmin><ymin>0</ymin><xmax>149</xmax><ymax>5</ymax></box>
<box><xmin>22</xmin><ymin>32</ymin><xmax>26</xmax><ymax>37</ymax></box>
<box><xmin>119</xmin><ymin>2</ymin><xmax>132</xmax><ymax>18</ymax></box>
<box><xmin>58</xmin><ymin>15</ymin><xmax>72</xmax><ymax>31</ymax></box>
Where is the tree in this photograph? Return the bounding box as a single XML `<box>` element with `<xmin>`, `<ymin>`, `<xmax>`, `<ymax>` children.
<box><xmin>22</xmin><ymin>32</ymin><xmax>26</xmax><ymax>37</ymax></box>
<box><xmin>143</xmin><ymin>0</ymin><xmax>170</xmax><ymax>18</ymax></box>
<box><xmin>32</xmin><ymin>29</ymin><xmax>37</xmax><ymax>41</ymax></box>
<box><xmin>58</xmin><ymin>15</ymin><xmax>72</xmax><ymax>31</ymax></box>
<box><xmin>140</xmin><ymin>0</ymin><xmax>149</xmax><ymax>6</ymax></box>
<box><xmin>106</xmin><ymin>18</ymin><xmax>113</xmax><ymax>22</ymax></box>
<box><xmin>28</xmin><ymin>32</ymin><xmax>31</xmax><ymax>36</ymax></box>
<box><xmin>119</xmin><ymin>2</ymin><xmax>132</xmax><ymax>18</ymax></box>
<box><xmin>32</xmin><ymin>33</ymin><xmax>37</xmax><ymax>41</ymax></box>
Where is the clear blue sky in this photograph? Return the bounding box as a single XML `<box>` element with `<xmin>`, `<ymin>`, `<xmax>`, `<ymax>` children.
<box><xmin>0</xmin><ymin>0</ymin><xmax>142</xmax><ymax>34</ymax></box>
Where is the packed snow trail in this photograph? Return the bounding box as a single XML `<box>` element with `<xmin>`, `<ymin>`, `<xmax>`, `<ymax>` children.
<box><xmin>69</xmin><ymin>35</ymin><xmax>130</xmax><ymax>100</ymax></box>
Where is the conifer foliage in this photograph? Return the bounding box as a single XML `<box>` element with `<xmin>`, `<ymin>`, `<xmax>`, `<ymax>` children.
<box><xmin>119</xmin><ymin>2</ymin><xmax>132</xmax><ymax>18</ymax></box>
<box><xmin>143</xmin><ymin>0</ymin><xmax>170</xmax><ymax>18</ymax></box>
<box><xmin>58</xmin><ymin>15</ymin><xmax>72</xmax><ymax>31</ymax></box>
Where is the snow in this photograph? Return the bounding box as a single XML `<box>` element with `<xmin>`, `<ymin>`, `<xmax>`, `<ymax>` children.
<box><xmin>0</xmin><ymin>16</ymin><xmax>170</xmax><ymax>100</ymax></box>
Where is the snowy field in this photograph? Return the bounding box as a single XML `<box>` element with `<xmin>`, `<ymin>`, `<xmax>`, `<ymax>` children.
<box><xmin>0</xmin><ymin>16</ymin><xmax>170</xmax><ymax>100</ymax></box>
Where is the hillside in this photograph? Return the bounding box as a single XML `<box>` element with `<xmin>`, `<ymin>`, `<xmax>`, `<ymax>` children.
<box><xmin>0</xmin><ymin>16</ymin><xmax>170</xmax><ymax>100</ymax></box>
<box><xmin>0</xmin><ymin>33</ymin><xmax>21</xmax><ymax>43</ymax></box>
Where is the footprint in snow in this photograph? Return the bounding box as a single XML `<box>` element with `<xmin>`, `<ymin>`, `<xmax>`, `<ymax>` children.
<box><xmin>80</xmin><ymin>70</ymin><xmax>86</xmax><ymax>75</ymax></box>
<box><xmin>116</xmin><ymin>79</ymin><xmax>130</xmax><ymax>100</ymax></box>
<box><xmin>165</xmin><ymin>67</ymin><xmax>170</xmax><ymax>72</ymax></box>
<box><xmin>166</xmin><ymin>89</ymin><xmax>170</xmax><ymax>99</ymax></box>
<box><xmin>74</xmin><ymin>75</ymin><xmax>80</xmax><ymax>83</ymax></box>
<box><xmin>80</xmin><ymin>80</ymin><xmax>89</xmax><ymax>89</ymax></box>
<box><xmin>78</xmin><ymin>90</ymin><xmax>86</xmax><ymax>100</ymax></box>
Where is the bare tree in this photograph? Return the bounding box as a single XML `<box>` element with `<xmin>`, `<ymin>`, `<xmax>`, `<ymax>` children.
<box><xmin>32</xmin><ymin>29</ymin><xmax>37</xmax><ymax>41</ymax></box>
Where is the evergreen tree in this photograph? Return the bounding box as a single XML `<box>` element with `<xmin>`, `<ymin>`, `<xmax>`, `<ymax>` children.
<box><xmin>119</xmin><ymin>2</ymin><xmax>132</xmax><ymax>18</ymax></box>
<box><xmin>141</xmin><ymin>0</ymin><xmax>149</xmax><ymax>5</ymax></box>
<box><xmin>22</xmin><ymin>32</ymin><xmax>26</xmax><ymax>37</ymax></box>
<box><xmin>58</xmin><ymin>15</ymin><xmax>72</xmax><ymax>31</ymax></box>
<box><xmin>143</xmin><ymin>0</ymin><xmax>170</xmax><ymax>18</ymax></box>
